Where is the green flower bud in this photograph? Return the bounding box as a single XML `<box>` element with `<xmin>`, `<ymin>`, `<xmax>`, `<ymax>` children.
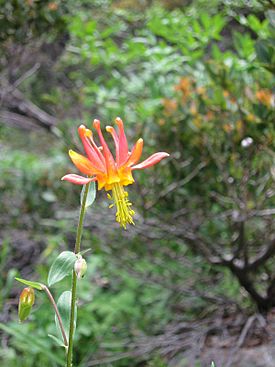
<box><xmin>18</xmin><ymin>287</ymin><xmax>35</xmax><ymax>322</ymax></box>
<box><xmin>74</xmin><ymin>256</ymin><xmax>87</xmax><ymax>279</ymax></box>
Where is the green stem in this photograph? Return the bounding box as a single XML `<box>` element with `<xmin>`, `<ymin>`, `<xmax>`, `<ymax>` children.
<box><xmin>66</xmin><ymin>183</ymin><xmax>90</xmax><ymax>367</ymax></box>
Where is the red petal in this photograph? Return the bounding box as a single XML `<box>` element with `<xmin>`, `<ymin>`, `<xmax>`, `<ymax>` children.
<box><xmin>93</xmin><ymin>119</ymin><xmax>117</xmax><ymax>176</ymax></box>
<box><xmin>131</xmin><ymin>152</ymin><xmax>169</xmax><ymax>170</ymax></box>
<box><xmin>78</xmin><ymin>125</ymin><xmax>106</xmax><ymax>172</ymax></box>
<box><xmin>61</xmin><ymin>174</ymin><xmax>97</xmax><ymax>185</ymax></box>
<box><xmin>115</xmin><ymin>117</ymin><xmax>129</xmax><ymax>166</ymax></box>
<box><xmin>106</xmin><ymin>126</ymin><xmax>119</xmax><ymax>164</ymax></box>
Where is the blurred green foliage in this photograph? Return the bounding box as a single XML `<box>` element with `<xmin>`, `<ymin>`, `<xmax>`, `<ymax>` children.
<box><xmin>0</xmin><ymin>0</ymin><xmax>68</xmax><ymax>42</ymax></box>
<box><xmin>0</xmin><ymin>0</ymin><xmax>274</xmax><ymax>366</ymax></box>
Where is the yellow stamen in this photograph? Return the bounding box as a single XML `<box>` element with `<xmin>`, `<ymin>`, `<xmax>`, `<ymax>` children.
<box><xmin>108</xmin><ymin>183</ymin><xmax>135</xmax><ymax>229</ymax></box>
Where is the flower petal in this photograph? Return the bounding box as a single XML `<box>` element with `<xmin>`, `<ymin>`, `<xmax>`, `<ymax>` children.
<box><xmin>78</xmin><ymin>125</ymin><xmax>106</xmax><ymax>172</ymax></box>
<box><xmin>69</xmin><ymin>150</ymin><xmax>102</xmax><ymax>175</ymax></box>
<box><xmin>93</xmin><ymin>119</ymin><xmax>118</xmax><ymax>178</ymax></box>
<box><xmin>106</xmin><ymin>126</ymin><xmax>119</xmax><ymax>163</ymax></box>
<box><xmin>115</xmin><ymin>117</ymin><xmax>129</xmax><ymax>166</ymax></box>
<box><xmin>61</xmin><ymin>174</ymin><xmax>97</xmax><ymax>185</ymax></box>
<box><xmin>131</xmin><ymin>152</ymin><xmax>169</xmax><ymax>170</ymax></box>
<box><xmin>123</xmin><ymin>138</ymin><xmax>143</xmax><ymax>167</ymax></box>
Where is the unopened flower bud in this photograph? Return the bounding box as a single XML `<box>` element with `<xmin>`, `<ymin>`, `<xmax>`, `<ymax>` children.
<box><xmin>18</xmin><ymin>287</ymin><xmax>35</xmax><ymax>322</ymax></box>
<box><xmin>74</xmin><ymin>257</ymin><xmax>87</xmax><ymax>279</ymax></box>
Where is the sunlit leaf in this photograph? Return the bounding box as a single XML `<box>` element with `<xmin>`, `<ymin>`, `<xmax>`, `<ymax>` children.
<box><xmin>48</xmin><ymin>251</ymin><xmax>77</xmax><ymax>287</ymax></box>
<box><xmin>15</xmin><ymin>277</ymin><xmax>43</xmax><ymax>291</ymax></box>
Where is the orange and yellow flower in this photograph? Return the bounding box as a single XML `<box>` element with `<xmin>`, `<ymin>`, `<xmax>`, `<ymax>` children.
<box><xmin>174</xmin><ymin>77</ymin><xmax>192</xmax><ymax>102</ymax></box>
<box><xmin>162</xmin><ymin>98</ymin><xmax>178</xmax><ymax>116</ymax></box>
<box><xmin>62</xmin><ymin>118</ymin><xmax>169</xmax><ymax>228</ymax></box>
<box><xmin>256</xmin><ymin>89</ymin><xmax>274</xmax><ymax>108</ymax></box>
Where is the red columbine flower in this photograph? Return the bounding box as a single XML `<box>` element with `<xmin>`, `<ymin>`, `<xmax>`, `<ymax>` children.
<box><xmin>62</xmin><ymin>118</ymin><xmax>169</xmax><ymax>229</ymax></box>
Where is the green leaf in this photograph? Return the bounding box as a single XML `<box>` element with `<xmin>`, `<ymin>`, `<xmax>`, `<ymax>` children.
<box><xmin>247</xmin><ymin>14</ymin><xmax>262</xmax><ymax>33</ymax></box>
<box><xmin>48</xmin><ymin>334</ymin><xmax>65</xmax><ymax>348</ymax></box>
<box><xmin>210</xmin><ymin>362</ymin><xmax>216</xmax><ymax>367</ymax></box>
<box><xmin>55</xmin><ymin>291</ymin><xmax>76</xmax><ymax>342</ymax></box>
<box><xmin>266</xmin><ymin>10</ymin><xmax>275</xmax><ymax>28</ymax></box>
<box><xmin>0</xmin><ymin>323</ymin><xmax>64</xmax><ymax>365</ymax></box>
<box><xmin>80</xmin><ymin>181</ymin><xmax>96</xmax><ymax>208</ymax></box>
<box><xmin>255</xmin><ymin>39</ymin><xmax>274</xmax><ymax>64</ymax></box>
<box><xmin>15</xmin><ymin>277</ymin><xmax>43</xmax><ymax>290</ymax></box>
<box><xmin>48</xmin><ymin>251</ymin><xmax>77</xmax><ymax>287</ymax></box>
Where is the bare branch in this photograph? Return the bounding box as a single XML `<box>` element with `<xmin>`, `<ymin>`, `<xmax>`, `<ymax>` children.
<box><xmin>0</xmin><ymin>110</ymin><xmax>43</xmax><ymax>130</ymax></box>
<box><xmin>0</xmin><ymin>86</ymin><xmax>57</xmax><ymax>129</ymax></box>
<box><xmin>145</xmin><ymin>161</ymin><xmax>207</xmax><ymax>210</ymax></box>
<box><xmin>247</xmin><ymin>238</ymin><xmax>275</xmax><ymax>271</ymax></box>
<box><xmin>13</xmin><ymin>63</ymin><xmax>41</xmax><ymax>90</ymax></box>
<box><xmin>249</xmin><ymin>208</ymin><xmax>275</xmax><ymax>217</ymax></box>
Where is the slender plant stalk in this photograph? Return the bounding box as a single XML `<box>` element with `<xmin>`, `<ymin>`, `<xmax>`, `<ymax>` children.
<box><xmin>42</xmin><ymin>285</ymin><xmax>68</xmax><ymax>347</ymax></box>
<box><xmin>66</xmin><ymin>183</ymin><xmax>90</xmax><ymax>367</ymax></box>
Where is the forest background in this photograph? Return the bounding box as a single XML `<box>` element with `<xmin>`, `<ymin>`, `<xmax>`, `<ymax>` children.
<box><xmin>0</xmin><ymin>0</ymin><xmax>274</xmax><ymax>366</ymax></box>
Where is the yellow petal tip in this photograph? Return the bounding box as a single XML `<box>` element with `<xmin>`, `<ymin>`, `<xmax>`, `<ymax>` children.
<box><xmin>115</xmin><ymin>117</ymin><xmax>123</xmax><ymax>126</ymax></box>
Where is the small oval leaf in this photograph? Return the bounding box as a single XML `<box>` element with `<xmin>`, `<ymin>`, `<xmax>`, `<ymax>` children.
<box><xmin>80</xmin><ymin>181</ymin><xmax>96</xmax><ymax>208</ymax></box>
<box><xmin>55</xmin><ymin>291</ymin><xmax>77</xmax><ymax>342</ymax></box>
<box><xmin>15</xmin><ymin>277</ymin><xmax>43</xmax><ymax>290</ymax></box>
<box><xmin>48</xmin><ymin>251</ymin><xmax>77</xmax><ymax>287</ymax></box>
